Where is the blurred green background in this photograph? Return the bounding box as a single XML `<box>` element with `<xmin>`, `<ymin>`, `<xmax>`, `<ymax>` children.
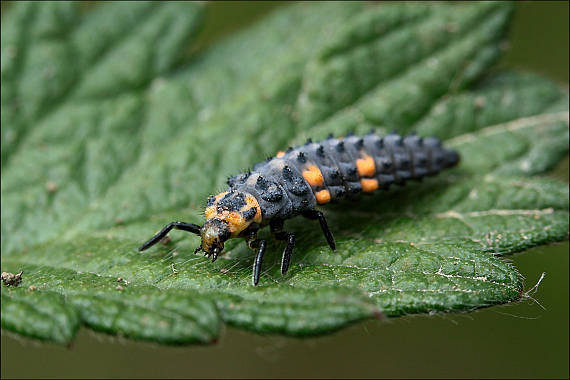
<box><xmin>1</xmin><ymin>2</ymin><xmax>568</xmax><ymax>378</ymax></box>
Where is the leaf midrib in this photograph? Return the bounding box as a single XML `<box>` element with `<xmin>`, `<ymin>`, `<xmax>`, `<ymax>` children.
<box><xmin>447</xmin><ymin>111</ymin><xmax>570</xmax><ymax>147</ymax></box>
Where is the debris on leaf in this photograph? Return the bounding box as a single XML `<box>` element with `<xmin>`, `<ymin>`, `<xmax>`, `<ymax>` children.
<box><xmin>2</xmin><ymin>271</ymin><xmax>23</xmax><ymax>287</ymax></box>
<box><xmin>45</xmin><ymin>181</ymin><xmax>58</xmax><ymax>193</ymax></box>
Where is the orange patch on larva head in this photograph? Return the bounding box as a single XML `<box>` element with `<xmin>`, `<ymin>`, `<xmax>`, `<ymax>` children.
<box><xmin>244</xmin><ymin>194</ymin><xmax>262</xmax><ymax>223</ymax></box>
<box><xmin>205</xmin><ymin>192</ymin><xmax>262</xmax><ymax>237</ymax></box>
<box><xmin>276</xmin><ymin>151</ymin><xmax>285</xmax><ymax>158</ymax></box>
<box><xmin>315</xmin><ymin>189</ymin><xmax>331</xmax><ymax>204</ymax></box>
<box><xmin>302</xmin><ymin>165</ymin><xmax>324</xmax><ymax>187</ymax></box>
<box><xmin>215</xmin><ymin>192</ymin><xmax>228</xmax><ymax>201</ymax></box>
<box><xmin>223</xmin><ymin>211</ymin><xmax>247</xmax><ymax>234</ymax></box>
<box><xmin>356</xmin><ymin>155</ymin><xmax>375</xmax><ymax>177</ymax></box>
<box><xmin>205</xmin><ymin>192</ymin><xmax>228</xmax><ymax>219</ymax></box>
<box><xmin>205</xmin><ymin>206</ymin><xmax>216</xmax><ymax>219</ymax></box>
<box><xmin>360</xmin><ymin>178</ymin><xmax>379</xmax><ymax>192</ymax></box>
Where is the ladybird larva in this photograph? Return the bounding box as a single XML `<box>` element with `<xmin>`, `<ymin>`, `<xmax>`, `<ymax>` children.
<box><xmin>139</xmin><ymin>132</ymin><xmax>460</xmax><ymax>285</ymax></box>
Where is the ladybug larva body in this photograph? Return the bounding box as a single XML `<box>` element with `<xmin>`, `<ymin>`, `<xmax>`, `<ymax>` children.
<box><xmin>139</xmin><ymin>132</ymin><xmax>460</xmax><ymax>285</ymax></box>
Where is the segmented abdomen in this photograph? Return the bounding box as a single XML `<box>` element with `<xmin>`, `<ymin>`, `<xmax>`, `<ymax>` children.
<box><xmin>227</xmin><ymin>132</ymin><xmax>460</xmax><ymax>222</ymax></box>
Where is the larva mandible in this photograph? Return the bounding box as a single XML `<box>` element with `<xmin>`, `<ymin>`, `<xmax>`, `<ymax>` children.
<box><xmin>139</xmin><ymin>131</ymin><xmax>460</xmax><ymax>285</ymax></box>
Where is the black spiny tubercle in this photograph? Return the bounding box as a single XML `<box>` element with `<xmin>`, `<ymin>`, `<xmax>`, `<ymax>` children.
<box><xmin>140</xmin><ymin>132</ymin><xmax>460</xmax><ymax>285</ymax></box>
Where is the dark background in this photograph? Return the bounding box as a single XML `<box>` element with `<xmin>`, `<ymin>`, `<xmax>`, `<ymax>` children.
<box><xmin>2</xmin><ymin>2</ymin><xmax>569</xmax><ymax>378</ymax></box>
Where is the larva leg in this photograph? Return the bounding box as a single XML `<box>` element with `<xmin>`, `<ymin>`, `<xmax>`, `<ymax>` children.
<box><xmin>302</xmin><ymin>210</ymin><xmax>336</xmax><ymax>251</ymax></box>
<box><xmin>139</xmin><ymin>222</ymin><xmax>201</xmax><ymax>252</ymax></box>
<box><xmin>275</xmin><ymin>232</ymin><xmax>295</xmax><ymax>275</ymax></box>
<box><xmin>270</xmin><ymin>219</ymin><xmax>296</xmax><ymax>275</ymax></box>
<box><xmin>247</xmin><ymin>234</ymin><xmax>267</xmax><ymax>286</ymax></box>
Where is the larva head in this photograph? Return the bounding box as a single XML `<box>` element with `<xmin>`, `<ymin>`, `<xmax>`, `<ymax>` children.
<box><xmin>200</xmin><ymin>218</ymin><xmax>231</xmax><ymax>256</ymax></box>
<box><xmin>200</xmin><ymin>191</ymin><xmax>262</xmax><ymax>255</ymax></box>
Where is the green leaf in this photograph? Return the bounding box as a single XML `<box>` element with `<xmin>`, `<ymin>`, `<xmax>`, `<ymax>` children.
<box><xmin>1</xmin><ymin>1</ymin><xmax>568</xmax><ymax>344</ymax></box>
<box><xmin>1</xmin><ymin>286</ymin><xmax>79</xmax><ymax>344</ymax></box>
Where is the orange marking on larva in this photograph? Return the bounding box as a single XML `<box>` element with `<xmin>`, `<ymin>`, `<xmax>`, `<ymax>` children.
<box><xmin>215</xmin><ymin>192</ymin><xmax>228</xmax><ymax>201</ymax></box>
<box><xmin>205</xmin><ymin>206</ymin><xmax>216</xmax><ymax>219</ymax></box>
<box><xmin>302</xmin><ymin>165</ymin><xmax>324</xmax><ymax>187</ymax></box>
<box><xmin>223</xmin><ymin>211</ymin><xmax>247</xmax><ymax>234</ymax></box>
<box><xmin>276</xmin><ymin>151</ymin><xmax>285</xmax><ymax>158</ymax></box>
<box><xmin>315</xmin><ymin>189</ymin><xmax>331</xmax><ymax>204</ymax></box>
<box><xmin>245</xmin><ymin>194</ymin><xmax>262</xmax><ymax>223</ymax></box>
<box><xmin>356</xmin><ymin>154</ymin><xmax>375</xmax><ymax>177</ymax></box>
<box><xmin>360</xmin><ymin>178</ymin><xmax>379</xmax><ymax>192</ymax></box>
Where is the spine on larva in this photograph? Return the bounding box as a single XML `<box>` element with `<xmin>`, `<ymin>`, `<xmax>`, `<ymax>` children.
<box><xmin>226</xmin><ymin>132</ymin><xmax>460</xmax><ymax>222</ymax></box>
